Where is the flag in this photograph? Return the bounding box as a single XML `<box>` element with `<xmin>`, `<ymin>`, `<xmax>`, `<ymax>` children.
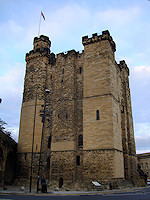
<box><xmin>41</xmin><ymin>11</ymin><xmax>45</xmax><ymax>20</ymax></box>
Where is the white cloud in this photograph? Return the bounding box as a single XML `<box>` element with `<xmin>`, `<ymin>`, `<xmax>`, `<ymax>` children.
<box><xmin>130</xmin><ymin>65</ymin><xmax>150</xmax><ymax>123</ymax></box>
<box><xmin>131</xmin><ymin>65</ymin><xmax>150</xmax><ymax>94</ymax></box>
<box><xmin>133</xmin><ymin>65</ymin><xmax>150</xmax><ymax>76</ymax></box>
<box><xmin>136</xmin><ymin>149</ymin><xmax>150</xmax><ymax>154</ymax></box>
<box><xmin>135</xmin><ymin>122</ymin><xmax>150</xmax><ymax>154</ymax></box>
<box><xmin>0</xmin><ymin>63</ymin><xmax>25</xmax><ymax>94</ymax></box>
<box><xmin>94</xmin><ymin>6</ymin><xmax>140</xmax><ymax>27</ymax></box>
<box><xmin>41</xmin><ymin>3</ymin><xmax>91</xmax><ymax>52</ymax></box>
<box><xmin>0</xmin><ymin>63</ymin><xmax>25</xmax><ymax>141</ymax></box>
<box><xmin>124</xmin><ymin>66</ymin><xmax>150</xmax><ymax>154</ymax></box>
<box><xmin>135</xmin><ymin>122</ymin><xmax>150</xmax><ymax>136</ymax></box>
<box><xmin>0</xmin><ymin>20</ymin><xmax>24</xmax><ymax>45</ymax></box>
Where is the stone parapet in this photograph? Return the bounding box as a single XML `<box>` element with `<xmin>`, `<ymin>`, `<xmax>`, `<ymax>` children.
<box><xmin>119</xmin><ymin>60</ymin><xmax>129</xmax><ymax>76</ymax></box>
<box><xmin>82</xmin><ymin>30</ymin><xmax>116</xmax><ymax>52</ymax></box>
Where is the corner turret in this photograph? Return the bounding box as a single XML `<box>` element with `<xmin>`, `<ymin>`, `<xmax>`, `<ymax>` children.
<box><xmin>82</xmin><ymin>30</ymin><xmax>116</xmax><ymax>52</ymax></box>
<box><xmin>33</xmin><ymin>35</ymin><xmax>51</xmax><ymax>50</ymax></box>
<box><xmin>119</xmin><ymin>60</ymin><xmax>129</xmax><ymax>76</ymax></box>
<box><xmin>26</xmin><ymin>35</ymin><xmax>51</xmax><ymax>62</ymax></box>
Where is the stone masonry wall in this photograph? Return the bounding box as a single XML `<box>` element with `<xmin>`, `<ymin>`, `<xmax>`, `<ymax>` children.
<box><xmin>17</xmin><ymin>31</ymin><xmax>138</xmax><ymax>188</ymax></box>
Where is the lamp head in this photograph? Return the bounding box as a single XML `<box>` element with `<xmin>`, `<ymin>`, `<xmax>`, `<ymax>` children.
<box><xmin>45</xmin><ymin>89</ymin><xmax>50</xmax><ymax>94</ymax></box>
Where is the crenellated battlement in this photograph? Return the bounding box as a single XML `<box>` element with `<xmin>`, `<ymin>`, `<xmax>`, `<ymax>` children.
<box><xmin>119</xmin><ymin>60</ymin><xmax>129</xmax><ymax>76</ymax></box>
<box><xmin>82</xmin><ymin>30</ymin><xmax>116</xmax><ymax>52</ymax></box>
<box><xmin>25</xmin><ymin>48</ymin><xmax>50</xmax><ymax>62</ymax></box>
<box><xmin>56</xmin><ymin>49</ymin><xmax>81</xmax><ymax>58</ymax></box>
<box><xmin>34</xmin><ymin>35</ymin><xmax>51</xmax><ymax>50</ymax></box>
<box><xmin>25</xmin><ymin>35</ymin><xmax>51</xmax><ymax>62</ymax></box>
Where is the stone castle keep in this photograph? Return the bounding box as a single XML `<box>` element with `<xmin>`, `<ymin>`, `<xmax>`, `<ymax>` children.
<box><xmin>17</xmin><ymin>30</ymin><xmax>138</xmax><ymax>188</ymax></box>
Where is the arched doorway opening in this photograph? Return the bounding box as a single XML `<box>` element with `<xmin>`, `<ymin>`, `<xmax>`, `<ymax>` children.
<box><xmin>4</xmin><ymin>151</ymin><xmax>16</xmax><ymax>185</ymax></box>
<box><xmin>0</xmin><ymin>147</ymin><xmax>4</xmax><ymax>185</ymax></box>
<box><xmin>59</xmin><ymin>177</ymin><xmax>63</xmax><ymax>188</ymax></box>
<box><xmin>0</xmin><ymin>147</ymin><xmax>4</xmax><ymax>165</ymax></box>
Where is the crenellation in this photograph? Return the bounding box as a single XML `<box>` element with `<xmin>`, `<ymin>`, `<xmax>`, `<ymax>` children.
<box><xmin>82</xmin><ymin>30</ymin><xmax>116</xmax><ymax>52</ymax></box>
<box><xmin>33</xmin><ymin>35</ymin><xmax>51</xmax><ymax>50</ymax></box>
<box><xmin>49</xmin><ymin>53</ymin><xmax>56</xmax><ymax>65</ymax></box>
<box><xmin>119</xmin><ymin>60</ymin><xmax>130</xmax><ymax>76</ymax></box>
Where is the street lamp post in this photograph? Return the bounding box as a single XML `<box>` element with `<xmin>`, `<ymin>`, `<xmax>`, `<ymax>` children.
<box><xmin>37</xmin><ymin>89</ymin><xmax>50</xmax><ymax>193</ymax></box>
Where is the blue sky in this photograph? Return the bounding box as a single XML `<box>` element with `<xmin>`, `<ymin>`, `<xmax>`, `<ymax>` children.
<box><xmin>0</xmin><ymin>0</ymin><xmax>150</xmax><ymax>154</ymax></box>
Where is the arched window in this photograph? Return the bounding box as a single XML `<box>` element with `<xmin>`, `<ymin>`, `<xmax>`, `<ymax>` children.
<box><xmin>78</xmin><ymin>135</ymin><xmax>83</xmax><ymax>148</ymax></box>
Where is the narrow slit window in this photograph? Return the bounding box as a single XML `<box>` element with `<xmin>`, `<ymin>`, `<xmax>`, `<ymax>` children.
<box><xmin>78</xmin><ymin>135</ymin><xmax>83</xmax><ymax>148</ymax></box>
<box><xmin>121</xmin><ymin>106</ymin><xmax>124</xmax><ymax>113</ymax></box>
<box><xmin>31</xmin><ymin>75</ymin><xmax>34</xmax><ymax>82</ymax></box>
<box><xmin>47</xmin><ymin>157</ymin><xmax>50</xmax><ymax>169</ymax></box>
<box><xmin>76</xmin><ymin>156</ymin><xmax>80</xmax><ymax>166</ymax></box>
<box><xmin>79</xmin><ymin>67</ymin><xmax>82</xmax><ymax>74</ymax></box>
<box><xmin>96</xmin><ymin>110</ymin><xmax>100</xmax><ymax>120</ymax></box>
<box><xmin>62</xmin><ymin>68</ymin><xmax>64</xmax><ymax>74</ymax></box>
<box><xmin>48</xmin><ymin>136</ymin><xmax>51</xmax><ymax>149</ymax></box>
<box><xmin>24</xmin><ymin>153</ymin><xmax>27</xmax><ymax>160</ymax></box>
<box><xmin>66</xmin><ymin>113</ymin><xmax>68</xmax><ymax>119</ymax></box>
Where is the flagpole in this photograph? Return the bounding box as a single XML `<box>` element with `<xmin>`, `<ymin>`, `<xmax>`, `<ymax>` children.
<box><xmin>38</xmin><ymin>12</ymin><xmax>42</xmax><ymax>37</ymax></box>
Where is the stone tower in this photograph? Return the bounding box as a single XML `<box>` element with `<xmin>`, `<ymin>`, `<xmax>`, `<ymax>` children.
<box><xmin>82</xmin><ymin>31</ymin><xmax>124</xmax><ymax>183</ymax></box>
<box><xmin>17</xmin><ymin>35</ymin><xmax>52</xmax><ymax>180</ymax></box>
<box><xmin>17</xmin><ymin>30</ymin><xmax>138</xmax><ymax>188</ymax></box>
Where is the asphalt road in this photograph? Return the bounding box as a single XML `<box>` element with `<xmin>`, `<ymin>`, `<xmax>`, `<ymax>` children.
<box><xmin>0</xmin><ymin>188</ymin><xmax>150</xmax><ymax>200</ymax></box>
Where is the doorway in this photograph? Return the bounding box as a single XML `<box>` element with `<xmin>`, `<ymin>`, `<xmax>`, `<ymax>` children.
<box><xmin>59</xmin><ymin>177</ymin><xmax>63</xmax><ymax>188</ymax></box>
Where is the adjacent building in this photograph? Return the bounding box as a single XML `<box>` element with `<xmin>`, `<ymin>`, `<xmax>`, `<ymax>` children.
<box><xmin>138</xmin><ymin>153</ymin><xmax>150</xmax><ymax>180</ymax></box>
<box><xmin>0</xmin><ymin>131</ymin><xmax>17</xmax><ymax>186</ymax></box>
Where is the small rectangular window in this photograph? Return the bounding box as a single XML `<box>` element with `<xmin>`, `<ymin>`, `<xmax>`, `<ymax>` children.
<box><xmin>96</xmin><ymin>110</ymin><xmax>100</xmax><ymax>120</ymax></box>
<box><xmin>66</xmin><ymin>113</ymin><xmax>68</xmax><ymax>119</ymax></box>
<box><xmin>79</xmin><ymin>67</ymin><xmax>82</xmax><ymax>74</ymax></box>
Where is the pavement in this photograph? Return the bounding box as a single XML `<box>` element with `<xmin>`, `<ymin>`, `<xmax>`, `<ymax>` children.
<box><xmin>0</xmin><ymin>185</ymin><xmax>149</xmax><ymax>196</ymax></box>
